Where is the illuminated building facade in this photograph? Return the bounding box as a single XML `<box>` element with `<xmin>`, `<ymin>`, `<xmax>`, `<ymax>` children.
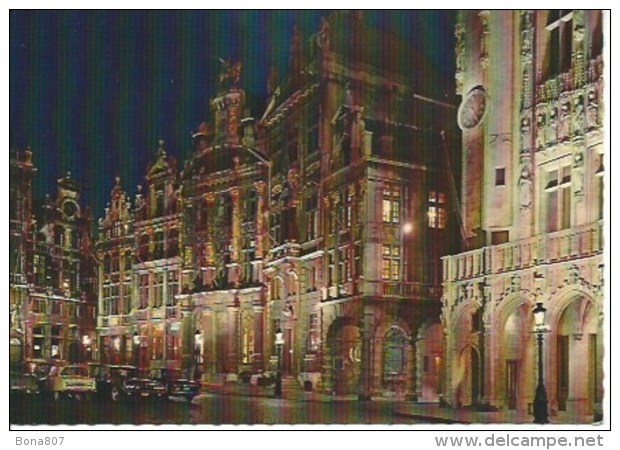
<box><xmin>94</xmin><ymin>12</ymin><xmax>460</xmax><ymax>397</ymax></box>
<box><xmin>442</xmin><ymin>10</ymin><xmax>604</xmax><ymax>418</ymax></box>
<box><xmin>10</xmin><ymin>157</ymin><xmax>98</xmax><ymax>371</ymax></box>
<box><xmin>258</xmin><ymin>12</ymin><xmax>459</xmax><ymax>398</ymax></box>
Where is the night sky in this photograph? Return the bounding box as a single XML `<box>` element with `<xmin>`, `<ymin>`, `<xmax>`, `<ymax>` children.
<box><xmin>10</xmin><ymin>10</ymin><xmax>455</xmax><ymax>219</ymax></box>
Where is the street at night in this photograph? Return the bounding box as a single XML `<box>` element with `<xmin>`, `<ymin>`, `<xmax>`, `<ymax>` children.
<box><xmin>9</xmin><ymin>9</ymin><xmax>608</xmax><ymax>430</ymax></box>
<box><xmin>11</xmin><ymin>394</ymin><xmax>421</xmax><ymax>425</ymax></box>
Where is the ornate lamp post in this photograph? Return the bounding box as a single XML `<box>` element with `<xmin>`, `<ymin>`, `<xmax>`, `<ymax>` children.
<box><xmin>194</xmin><ymin>329</ymin><xmax>203</xmax><ymax>380</ymax></box>
<box><xmin>533</xmin><ymin>302</ymin><xmax>549</xmax><ymax>424</ymax></box>
<box><xmin>274</xmin><ymin>327</ymin><xmax>284</xmax><ymax>397</ymax></box>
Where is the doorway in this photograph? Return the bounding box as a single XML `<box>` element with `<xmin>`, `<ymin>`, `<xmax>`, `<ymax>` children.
<box><xmin>506</xmin><ymin>360</ymin><xmax>518</xmax><ymax>410</ymax></box>
<box><xmin>557</xmin><ymin>335</ymin><xmax>569</xmax><ymax>411</ymax></box>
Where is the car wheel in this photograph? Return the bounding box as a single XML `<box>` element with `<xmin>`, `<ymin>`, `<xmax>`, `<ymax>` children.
<box><xmin>111</xmin><ymin>387</ymin><xmax>120</xmax><ymax>402</ymax></box>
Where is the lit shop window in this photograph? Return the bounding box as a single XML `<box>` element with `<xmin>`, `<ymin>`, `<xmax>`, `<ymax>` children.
<box><xmin>428</xmin><ymin>191</ymin><xmax>446</xmax><ymax>229</ymax></box>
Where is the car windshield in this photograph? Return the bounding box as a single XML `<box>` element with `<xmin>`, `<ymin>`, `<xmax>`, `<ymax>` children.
<box><xmin>113</xmin><ymin>368</ymin><xmax>135</xmax><ymax>378</ymax></box>
<box><xmin>148</xmin><ymin>370</ymin><xmax>164</xmax><ymax>379</ymax></box>
<box><xmin>61</xmin><ymin>366</ymin><xmax>88</xmax><ymax>377</ymax></box>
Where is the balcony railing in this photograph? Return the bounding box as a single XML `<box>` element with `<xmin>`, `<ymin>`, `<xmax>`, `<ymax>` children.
<box><xmin>443</xmin><ymin>221</ymin><xmax>603</xmax><ymax>282</ymax></box>
<box><xmin>381</xmin><ymin>281</ymin><xmax>442</xmax><ymax>299</ymax></box>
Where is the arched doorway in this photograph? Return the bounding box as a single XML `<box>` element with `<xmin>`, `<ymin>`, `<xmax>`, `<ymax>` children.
<box><xmin>553</xmin><ymin>294</ymin><xmax>602</xmax><ymax>416</ymax></box>
<box><xmin>382</xmin><ymin>327</ymin><xmax>409</xmax><ymax>394</ymax></box>
<box><xmin>417</xmin><ymin>322</ymin><xmax>443</xmax><ymax>402</ymax></box>
<box><xmin>500</xmin><ymin>303</ymin><xmax>535</xmax><ymax>411</ymax></box>
<box><xmin>458</xmin><ymin>345</ymin><xmax>481</xmax><ymax>407</ymax></box>
<box><xmin>328</xmin><ymin>319</ymin><xmax>361</xmax><ymax>396</ymax></box>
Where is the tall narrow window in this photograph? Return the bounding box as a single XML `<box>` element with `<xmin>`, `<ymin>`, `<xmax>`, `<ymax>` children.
<box><xmin>139</xmin><ymin>274</ymin><xmax>149</xmax><ymax>309</ymax></box>
<box><xmin>382</xmin><ymin>245</ymin><xmax>401</xmax><ymax>281</ymax></box>
<box><xmin>428</xmin><ymin>191</ymin><xmax>446</xmax><ymax>229</ymax></box>
<box><xmin>382</xmin><ymin>185</ymin><xmax>401</xmax><ymax>223</ymax></box>
<box><xmin>545</xmin><ymin>166</ymin><xmax>572</xmax><ymax>231</ymax></box>
<box><xmin>495</xmin><ymin>168</ymin><xmax>506</xmax><ymax>186</ymax></box>
<box><xmin>547</xmin><ymin>10</ymin><xmax>574</xmax><ymax>77</ymax></box>
<box><xmin>305</xmin><ymin>193</ymin><xmax>318</xmax><ymax>240</ymax></box>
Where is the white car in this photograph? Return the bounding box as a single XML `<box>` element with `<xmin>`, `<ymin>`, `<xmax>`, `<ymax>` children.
<box><xmin>44</xmin><ymin>365</ymin><xmax>96</xmax><ymax>401</ymax></box>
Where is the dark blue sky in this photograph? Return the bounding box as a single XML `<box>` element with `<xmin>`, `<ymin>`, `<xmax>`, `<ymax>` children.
<box><xmin>10</xmin><ymin>10</ymin><xmax>455</xmax><ymax>217</ymax></box>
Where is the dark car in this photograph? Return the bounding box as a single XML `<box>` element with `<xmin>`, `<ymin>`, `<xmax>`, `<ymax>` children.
<box><xmin>149</xmin><ymin>369</ymin><xmax>200</xmax><ymax>401</ymax></box>
<box><xmin>123</xmin><ymin>370</ymin><xmax>168</xmax><ymax>400</ymax></box>
<box><xmin>91</xmin><ymin>365</ymin><xmax>138</xmax><ymax>402</ymax></box>
<box><xmin>10</xmin><ymin>372</ymin><xmax>40</xmax><ymax>398</ymax></box>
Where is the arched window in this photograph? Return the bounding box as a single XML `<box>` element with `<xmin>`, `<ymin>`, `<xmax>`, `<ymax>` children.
<box><xmin>383</xmin><ymin>327</ymin><xmax>408</xmax><ymax>380</ymax></box>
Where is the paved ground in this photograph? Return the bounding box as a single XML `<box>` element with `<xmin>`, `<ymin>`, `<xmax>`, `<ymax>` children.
<box><xmin>10</xmin><ymin>381</ymin><xmax>598</xmax><ymax>425</ymax></box>
<box><xmin>393</xmin><ymin>403</ymin><xmax>600</xmax><ymax>425</ymax></box>
<box><xmin>10</xmin><ymin>393</ymin><xmax>421</xmax><ymax>425</ymax></box>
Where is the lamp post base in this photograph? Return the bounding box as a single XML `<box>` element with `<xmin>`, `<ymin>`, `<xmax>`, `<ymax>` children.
<box><xmin>274</xmin><ymin>375</ymin><xmax>282</xmax><ymax>397</ymax></box>
<box><xmin>533</xmin><ymin>384</ymin><xmax>549</xmax><ymax>424</ymax></box>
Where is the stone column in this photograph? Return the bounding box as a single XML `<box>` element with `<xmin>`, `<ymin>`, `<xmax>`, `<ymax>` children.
<box><xmin>227</xmin><ymin>302</ymin><xmax>240</xmax><ymax>375</ymax></box>
<box><xmin>231</xmin><ymin>187</ymin><xmax>241</xmax><ymax>264</ymax></box>
<box><xmin>254</xmin><ymin>181</ymin><xmax>267</xmax><ymax>260</ymax></box>
<box><xmin>202</xmin><ymin>309</ymin><xmax>217</xmax><ymax>381</ymax></box>
<box><xmin>204</xmin><ymin>193</ymin><xmax>217</xmax><ymax>267</ymax></box>
<box><xmin>180</xmin><ymin>307</ymin><xmax>193</xmax><ymax>371</ymax></box>
<box><xmin>359</xmin><ymin>306</ymin><xmax>375</xmax><ymax>401</ymax></box>
<box><xmin>253</xmin><ymin>305</ymin><xmax>264</xmax><ymax>372</ymax></box>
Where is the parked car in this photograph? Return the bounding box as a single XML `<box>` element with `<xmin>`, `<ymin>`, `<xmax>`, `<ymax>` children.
<box><xmin>123</xmin><ymin>370</ymin><xmax>168</xmax><ymax>401</ymax></box>
<box><xmin>10</xmin><ymin>372</ymin><xmax>40</xmax><ymax>398</ymax></box>
<box><xmin>149</xmin><ymin>368</ymin><xmax>200</xmax><ymax>400</ymax></box>
<box><xmin>42</xmin><ymin>365</ymin><xmax>96</xmax><ymax>401</ymax></box>
<box><xmin>91</xmin><ymin>364</ymin><xmax>138</xmax><ymax>402</ymax></box>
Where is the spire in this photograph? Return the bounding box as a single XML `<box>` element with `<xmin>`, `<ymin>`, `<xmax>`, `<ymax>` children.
<box><xmin>157</xmin><ymin>139</ymin><xmax>166</xmax><ymax>156</ymax></box>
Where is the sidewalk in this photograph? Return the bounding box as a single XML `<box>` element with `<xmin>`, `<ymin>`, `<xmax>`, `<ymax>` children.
<box><xmin>194</xmin><ymin>381</ymin><xmax>599</xmax><ymax>425</ymax></box>
<box><xmin>393</xmin><ymin>403</ymin><xmax>599</xmax><ymax>425</ymax></box>
<box><xmin>196</xmin><ymin>379</ymin><xmax>359</xmax><ymax>403</ymax></box>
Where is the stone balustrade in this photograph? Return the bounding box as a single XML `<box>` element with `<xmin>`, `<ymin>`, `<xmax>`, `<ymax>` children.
<box><xmin>443</xmin><ymin>221</ymin><xmax>603</xmax><ymax>282</ymax></box>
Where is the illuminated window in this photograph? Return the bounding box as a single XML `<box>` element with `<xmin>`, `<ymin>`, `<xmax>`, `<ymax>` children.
<box><xmin>428</xmin><ymin>191</ymin><xmax>446</xmax><ymax>229</ymax></box>
<box><xmin>382</xmin><ymin>245</ymin><xmax>401</xmax><ymax>280</ymax></box>
<box><xmin>306</xmin><ymin>313</ymin><xmax>319</xmax><ymax>354</ymax></box>
<box><xmin>382</xmin><ymin>185</ymin><xmax>401</xmax><ymax>223</ymax></box>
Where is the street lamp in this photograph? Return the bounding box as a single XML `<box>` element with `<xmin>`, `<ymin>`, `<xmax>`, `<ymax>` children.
<box><xmin>133</xmin><ymin>331</ymin><xmax>140</xmax><ymax>368</ymax></box>
<box><xmin>533</xmin><ymin>302</ymin><xmax>549</xmax><ymax>424</ymax></box>
<box><xmin>194</xmin><ymin>329</ymin><xmax>203</xmax><ymax>380</ymax></box>
<box><xmin>274</xmin><ymin>327</ymin><xmax>284</xmax><ymax>397</ymax></box>
<box><xmin>82</xmin><ymin>335</ymin><xmax>92</xmax><ymax>363</ymax></box>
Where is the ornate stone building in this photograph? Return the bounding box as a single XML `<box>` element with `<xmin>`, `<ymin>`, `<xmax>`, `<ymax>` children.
<box><xmin>96</xmin><ymin>178</ymin><xmax>135</xmax><ymax>366</ymax></box>
<box><xmin>442</xmin><ymin>10</ymin><xmax>604</xmax><ymax>419</ymax></box>
<box><xmin>10</xmin><ymin>149</ymin><xmax>37</xmax><ymax>371</ymax></box>
<box><xmin>10</xmin><ymin>159</ymin><xmax>98</xmax><ymax>371</ymax></box>
<box><xmin>179</xmin><ymin>63</ymin><xmax>269</xmax><ymax>381</ymax></box>
<box><xmin>93</xmin><ymin>12</ymin><xmax>460</xmax><ymax>397</ymax></box>
<box><xmin>258</xmin><ymin>11</ymin><xmax>459</xmax><ymax>398</ymax></box>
